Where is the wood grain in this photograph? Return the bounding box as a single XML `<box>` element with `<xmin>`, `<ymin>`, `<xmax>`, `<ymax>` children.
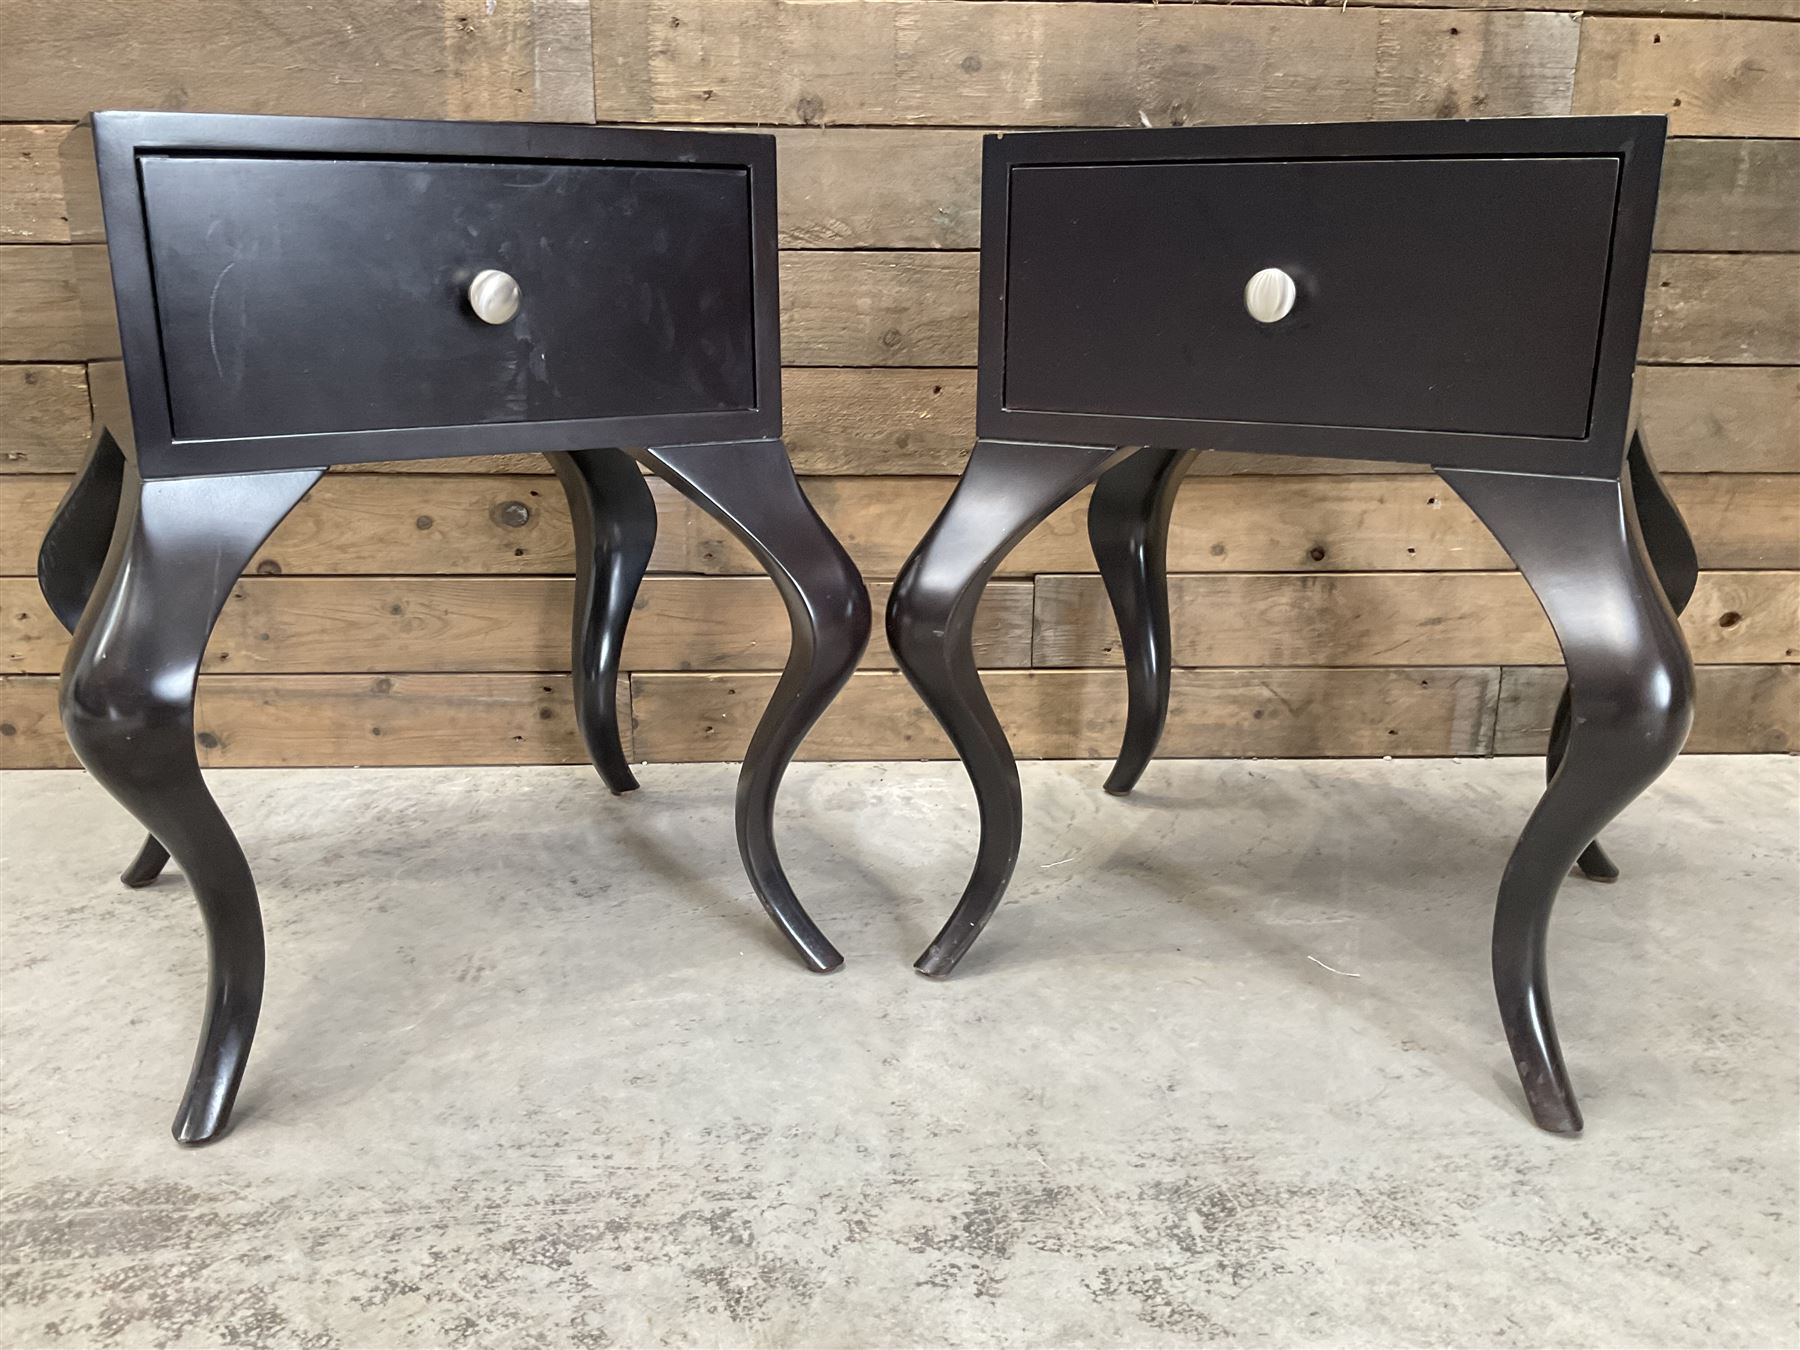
<box><xmin>0</xmin><ymin>126</ymin><xmax>72</xmax><ymax>243</ymax></box>
<box><xmin>0</xmin><ymin>0</ymin><xmax>596</xmax><ymax>123</ymax></box>
<box><xmin>629</xmin><ymin>666</ymin><xmax>1501</xmax><ymax>761</ymax></box>
<box><xmin>594</xmin><ymin>2</ymin><xmax>1578</xmax><ymax>127</ymax></box>
<box><xmin>0</xmin><ymin>246</ymin><xmax>110</xmax><ymax>361</ymax></box>
<box><xmin>781</xmin><ymin>252</ymin><xmax>978</xmax><ymax>367</ymax></box>
<box><xmin>1643</xmin><ymin>254</ymin><xmax>1800</xmax><ymax>365</ymax></box>
<box><xmin>0</xmin><ymin>367</ymin><xmax>88</xmax><ymax>470</ymax></box>
<box><xmin>1574</xmin><ymin>17</ymin><xmax>1800</xmax><ymax>137</ymax></box>
<box><xmin>1</xmin><ymin>575</ymin><xmax>1033</xmax><ymax>675</ymax></box>
<box><xmin>1637</xmin><ymin>367</ymin><xmax>1800</xmax><ymax>474</ymax></box>
<box><xmin>1497</xmin><ymin>663</ymin><xmax>1797</xmax><ymax>754</ymax></box>
<box><xmin>0</xmin><ymin>673</ymin><xmax>594</xmax><ymax>770</ymax></box>
<box><xmin>4</xmin><ymin>473</ymin><xmax>1794</xmax><ymax>579</ymax></box>
<box><xmin>1364</xmin><ymin>0</ymin><xmax>1797</xmax><ymax>18</ymax></box>
<box><xmin>6</xmin><ymin>662</ymin><xmax>1790</xmax><ymax>768</ymax></box>
<box><xmin>1033</xmin><ymin>570</ymin><xmax>1799</xmax><ymax>668</ymax></box>
<box><xmin>1656</xmin><ymin>139</ymin><xmax>1800</xmax><ymax>252</ymax></box>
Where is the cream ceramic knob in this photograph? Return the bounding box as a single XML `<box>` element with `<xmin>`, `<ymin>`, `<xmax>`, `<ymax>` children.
<box><xmin>1244</xmin><ymin>267</ymin><xmax>1297</xmax><ymax>324</ymax></box>
<box><xmin>468</xmin><ymin>268</ymin><xmax>521</xmax><ymax>324</ymax></box>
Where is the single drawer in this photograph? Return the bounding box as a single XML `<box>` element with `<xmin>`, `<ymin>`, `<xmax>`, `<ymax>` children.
<box><xmin>140</xmin><ymin>155</ymin><xmax>758</xmax><ymax>441</ymax></box>
<box><xmin>1001</xmin><ymin>156</ymin><xmax>1620</xmax><ymax>441</ymax></box>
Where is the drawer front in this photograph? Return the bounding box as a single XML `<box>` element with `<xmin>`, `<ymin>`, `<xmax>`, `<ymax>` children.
<box><xmin>1002</xmin><ymin>156</ymin><xmax>1620</xmax><ymax>441</ymax></box>
<box><xmin>140</xmin><ymin>155</ymin><xmax>759</xmax><ymax>441</ymax></box>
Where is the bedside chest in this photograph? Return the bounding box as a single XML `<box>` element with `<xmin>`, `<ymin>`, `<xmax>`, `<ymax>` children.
<box><xmin>40</xmin><ymin>112</ymin><xmax>871</xmax><ymax>1143</ymax></box>
<box><xmin>886</xmin><ymin>117</ymin><xmax>1696</xmax><ymax>1134</ymax></box>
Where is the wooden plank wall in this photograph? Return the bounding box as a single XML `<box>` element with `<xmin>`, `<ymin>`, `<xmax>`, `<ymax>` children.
<box><xmin>1</xmin><ymin>0</ymin><xmax>1795</xmax><ymax>768</ymax></box>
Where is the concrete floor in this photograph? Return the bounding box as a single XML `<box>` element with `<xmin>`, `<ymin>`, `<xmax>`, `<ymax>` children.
<box><xmin>1</xmin><ymin>756</ymin><xmax>1795</xmax><ymax>1348</ymax></box>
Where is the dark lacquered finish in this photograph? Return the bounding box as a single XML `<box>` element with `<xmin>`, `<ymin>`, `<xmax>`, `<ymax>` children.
<box><xmin>44</xmin><ymin>111</ymin><xmax>868</xmax><ymax>1144</ymax></box>
<box><xmin>887</xmin><ymin>115</ymin><xmax>1694</xmax><ymax>1132</ymax></box>
<box><xmin>1087</xmin><ymin>447</ymin><xmax>1199</xmax><ymax>796</ymax></box>
<box><xmin>642</xmin><ymin>440</ymin><xmax>872</xmax><ymax>973</ymax></box>
<box><xmin>889</xmin><ymin>440</ymin><xmax>1130</xmax><ymax>976</ymax></box>
<box><xmin>548</xmin><ymin>447</ymin><xmax>659</xmax><ymax>795</ymax></box>
<box><xmin>143</xmin><ymin>157</ymin><xmax>758</xmax><ymax>440</ymax></box>
<box><xmin>1005</xmin><ymin>157</ymin><xmax>1618</xmax><ymax>439</ymax></box>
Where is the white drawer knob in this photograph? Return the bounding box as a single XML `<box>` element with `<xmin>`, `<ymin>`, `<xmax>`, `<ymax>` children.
<box><xmin>468</xmin><ymin>268</ymin><xmax>521</xmax><ymax>324</ymax></box>
<box><xmin>1244</xmin><ymin>267</ymin><xmax>1297</xmax><ymax>324</ymax></box>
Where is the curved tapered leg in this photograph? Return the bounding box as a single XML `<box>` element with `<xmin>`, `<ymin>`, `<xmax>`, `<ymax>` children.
<box><xmin>59</xmin><ymin>462</ymin><xmax>323</xmax><ymax>1144</ymax></box>
<box><xmin>36</xmin><ymin>426</ymin><xmax>173</xmax><ymax>888</ymax></box>
<box><xmin>1547</xmin><ymin>431</ymin><xmax>1699</xmax><ymax>883</ymax></box>
<box><xmin>632</xmin><ymin>440</ymin><xmax>870</xmax><ymax>973</ymax></box>
<box><xmin>1087</xmin><ymin>447</ymin><xmax>1197</xmax><ymax>795</ymax></box>
<box><xmin>38</xmin><ymin>425</ymin><xmax>127</xmax><ymax>631</ymax></box>
<box><xmin>548</xmin><ymin>448</ymin><xmax>657</xmax><ymax>795</ymax></box>
<box><xmin>1441</xmin><ymin>463</ymin><xmax>1694</xmax><ymax>1134</ymax></box>
<box><xmin>888</xmin><ymin>440</ymin><xmax>1133</xmax><ymax>978</ymax></box>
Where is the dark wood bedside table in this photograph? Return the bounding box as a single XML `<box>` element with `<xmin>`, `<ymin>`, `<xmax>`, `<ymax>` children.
<box><xmin>39</xmin><ymin>111</ymin><xmax>870</xmax><ymax>1143</ymax></box>
<box><xmin>886</xmin><ymin>116</ymin><xmax>1696</xmax><ymax>1134</ymax></box>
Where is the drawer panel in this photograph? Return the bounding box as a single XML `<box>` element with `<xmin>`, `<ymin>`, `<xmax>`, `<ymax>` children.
<box><xmin>1002</xmin><ymin>156</ymin><xmax>1620</xmax><ymax>440</ymax></box>
<box><xmin>140</xmin><ymin>155</ymin><xmax>759</xmax><ymax>441</ymax></box>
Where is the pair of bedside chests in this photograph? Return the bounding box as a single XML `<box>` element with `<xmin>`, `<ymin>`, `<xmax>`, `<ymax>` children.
<box><xmin>44</xmin><ymin>111</ymin><xmax>1693</xmax><ymax>1143</ymax></box>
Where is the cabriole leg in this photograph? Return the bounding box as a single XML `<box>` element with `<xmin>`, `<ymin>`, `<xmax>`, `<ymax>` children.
<box><xmin>1441</xmin><ymin>463</ymin><xmax>1694</xmax><ymax>1134</ymax></box>
<box><xmin>59</xmin><ymin>462</ymin><xmax>323</xmax><ymax>1143</ymax></box>
<box><xmin>1087</xmin><ymin>446</ymin><xmax>1197</xmax><ymax>795</ymax></box>
<box><xmin>1547</xmin><ymin>430</ymin><xmax>1699</xmax><ymax>882</ymax></box>
<box><xmin>548</xmin><ymin>448</ymin><xmax>657</xmax><ymax>794</ymax></box>
<box><xmin>36</xmin><ymin>426</ymin><xmax>170</xmax><ymax>888</ymax></box>
<box><xmin>888</xmin><ymin>440</ymin><xmax>1132</xmax><ymax>978</ymax></box>
<box><xmin>632</xmin><ymin>440</ymin><xmax>870</xmax><ymax>973</ymax></box>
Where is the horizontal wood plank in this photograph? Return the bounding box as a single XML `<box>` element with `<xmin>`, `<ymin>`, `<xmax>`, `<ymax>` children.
<box><xmin>775</xmin><ymin>128</ymin><xmax>983</xmax><ymax>250</ymax></box>
<box><xmin>1353</xmin><ymin>0</ymin><xmax>1798</xmax><ymax>19</ymax></box>
<box><xmin>1643</xmin><ymin>254</ymin><xmax>1800</xmax><ymax>364</ymax></box>
<box><xmin>1034</xmin><ymin>570</ymin><xmax>1800</xmax><ymax>668</ymax></box>
<box><xmin>0</xmin><ymin>366</ymin><xmax>88</xmax><ymax>470</ymax></box>
<box><xmin>629</xmin><ymin>666</ymin><xmax>1501</xmax><ymax>761</ymax></box>
<box><xmin>1497</xmin><ymin>663</ymin><xmax>1797</xmax><ymax>754</ymax></box>
<box><xmin>7</xmin><ymin>661</ymin><xmax>1788</xmax><ymax>769</ymax></box>
<box><xmin>1656</xmin><ymin>139</ymin><xmax>1800</xmax><ymax>252</ymax></box>
<box><xmin>594</xmin><ymin>2</ymin><xmax>1578</xmax><ymax>127</ymax></box>
<box><xmin>0</xmin><ymin>0</ymin><xmax>595</xmax><ymax>123</ymax></box>
<box><xmin>0</xmin><ymin>246</ymin><xmax>108</xmax><ymax>361</ymax></box>
<box><xmin>1</xmin><ymin>575</ymin><xmax>1032</xmax><ymax>675</ymax></box>
<box><xmin>0</xmin><ymin>126</ymin><xmax>71</xmax><ymax>243</ymax></box>
<box><xmin>1637</xmin><ymin>367</ymin><xmax>1800</xmax><ymax>473</ymax></box>
<box><xmin>0</xmin><ymin>673</ymin><xmax>593</xmax><ymax>769</ymax></box>
<box><xmin>1574</xmin><ymin>17</ymin><xmax>1800</xmax><ymax>137</ymax></box>
<box><xmin>4</xmin><ymin>473</ymin><xmax>1794</xmax><ymax>580</ymax></box>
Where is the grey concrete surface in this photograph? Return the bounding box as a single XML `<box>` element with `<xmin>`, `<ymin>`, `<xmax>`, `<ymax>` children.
<box><xmin>1</xmin><ymin>756</ymin><xmax>1796</xmax><ymax>1348</ymax></box>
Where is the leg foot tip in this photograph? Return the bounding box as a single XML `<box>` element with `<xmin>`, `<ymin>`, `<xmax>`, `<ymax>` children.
<box><xmin>119</xmin><ymin>868</ymin><xmax>163</xmax><ymax>889</ymax></box>
<box><xmin>914</xmin><ymin>950</ymin><xmax>962</xmax><ymax>980</ymax></box>
<box><xmin>1523</xmin><ymin>1093</ymin><xmax>1584</xmax><ymax>1136</ymax></box>
<box><xmin>170</xmin><ymin>1111</ymin><xmax>234</xmax><ymax>1147</ymax></box>
<box><xmin>1531</xmin><ymin>1114</ymin><xmax>1584</xmax><ymax>1137</ymax></box>
<box><xmin>1575</xmin><ymin>843</ymin><xmax>1620</xmax><ymax>883</ymax></box>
